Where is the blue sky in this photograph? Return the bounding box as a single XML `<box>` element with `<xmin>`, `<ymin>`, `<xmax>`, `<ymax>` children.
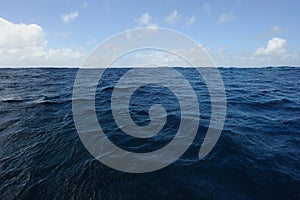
<box><xmin>0</xmin><ymin>0</ymin><xmax>299</xmax><ymax>67</ymax></box>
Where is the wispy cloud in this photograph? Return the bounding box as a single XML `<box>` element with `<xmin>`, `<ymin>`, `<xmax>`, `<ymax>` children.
<box><xmin>165</xmin><ymin>10</ymin><xmax>181</xmax><ymax>25</ymax></box>
<box><xmin>59</xmin><ymin>32</ymin><xmax>72</xmax><ymax>37</ymax></box>
<box><xmin>86</xmin><ymin>37</ymin><xmax>97</xmax><ymax>45</ymax></box>
<box><xmin>186</xmin><ymin>16</ymin><xmax>196</xmax><ymax>26</ymax></box>
<box><xmin>218</xmin><ymin>12</ymin><xmax>234</xmax><ymax>23</ymax></box>
<box><xmin>258</xmin><ymin>25</ymin><xmax>283</xmax><ymax>39</ymax></box>
<box><xmin>61</xmin><ymin>11</ymin><xmax>79</xmax><ymax>24</ymax></box>
<box><xmin>138</xmin><ymin>12</ymin><xmax>152</xmax><ymax>26</ymax></box>
<box><xmin>137</xmin><ymin>12</ymin><xmax>158</xmax><ymax>28</ymax></box>
<box><xmin>271</xmin><ymin>25</ymin><xmax>282</xmax><ymax>34</ymax></box>
<box><xmin>202</xmin><ymin>3</ymin><xmax>212</xmax><ymax>15</ymax></box>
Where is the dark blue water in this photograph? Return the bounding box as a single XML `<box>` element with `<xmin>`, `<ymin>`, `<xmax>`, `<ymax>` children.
<box><xmin>0</xmin><ymin>67</ymin><xmax>300</xmax><ymax>199</ymax></box>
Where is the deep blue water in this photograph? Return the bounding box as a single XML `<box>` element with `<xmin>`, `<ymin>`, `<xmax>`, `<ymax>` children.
<box><xmin>0</xmin><ymin>67</ymin><xmax>300</xmax><ymax>199</ymax></box>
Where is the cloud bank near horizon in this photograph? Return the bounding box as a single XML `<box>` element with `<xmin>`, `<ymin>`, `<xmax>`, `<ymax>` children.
<box><xmin>0</xmin><ymin>9</ymin><xmax>299</xmax><ymax>68</ymax></box>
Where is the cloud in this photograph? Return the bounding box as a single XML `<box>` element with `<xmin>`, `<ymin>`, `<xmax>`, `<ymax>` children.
<box><xmin>186</xmin><ymin>16</ymin><xmax>195</xmax><ymax>26</ymax></box>
<box><xmin>86</xmin><ymin>37</ymin><xmax>97</xmax><ymax>45</ymax></box>
<box><xmin>271</xmin><ymin>25</ymin><xmax>282</xmax><ymax>34</ymax></box>
<box><xmin>212</xmin><ymin>37</ymin><xmax>300</xmax><ymax>67</ymax></box>
<box><xmin>254</xmin><ymin>37</ymin><xmax>286</xmax><ymax>56</ymax></box>
<box><xmin>0</xmin><ymin>17</ymin><xmax>85</xmax><ymax>66</ymax></box>
<box><xmin>45</xmin><ymin>48</ymin><xmax>84</xmax><ymax>65</ymax></box>
<box><xmin>211</xmin><ymin>37</ymin><xmax>300</xmax><ymax>67</ymax></box>
<box><xmin>258</xmin><ymin>25</ymin><xmax>283</xmax><ymax>39</ymax></box>
<box><xmin>165</xmin><ymin>10</ymin><xmax>181</xmax><ymax>25</ymax></box>
<box><xmin>218</xmin><ymin>12</ymin><xmax>234</xmax><ymax>23</ymax></box>
<box><xmin>111</xmin><ymin>47</ymin><xmax>213</xmax><ymax>67</ymax></box>
<box><xmin>137</xmin><ymin>12</ymin><xmax>158</xmax><ymax>28</ymax></box>
<box><xmin>61</xmin><ymin>11</ymin><xmax>79</xmax><ymax>24</ymax></box>
<box><xmin>203</xmin><ymin>3</ymin><xmax>211</xmax><ymax>15</ymax></box>
<box><xmin>213</xmin><ymin>48</ymin><xmax>297</xmax><ymax>67</ymax></box>
<box><xmin>138</xmin><ymin>12</ymin><xmax>152</xmax><ymax>26</ymax></box>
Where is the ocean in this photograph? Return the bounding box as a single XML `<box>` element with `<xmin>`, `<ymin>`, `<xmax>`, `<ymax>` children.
<box><xmin>0</xmin><ymin>67</ymin><xmax>300</xmax><ymax>199</ymax></box>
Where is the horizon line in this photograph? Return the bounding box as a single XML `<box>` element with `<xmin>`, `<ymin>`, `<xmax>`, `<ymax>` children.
<box><xmin>0</xmin><ymin>65</ymin><xmax>299</xmax><ymax>69</ymax></box>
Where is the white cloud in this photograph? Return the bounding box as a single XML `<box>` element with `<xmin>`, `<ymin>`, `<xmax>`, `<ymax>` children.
<box><xmin>138</xmin><ymin>12</ymin><xmax>152</xmax><ymax>26</ymax></box>
<box><xmin>218</xmin><ymin>12</ymin><xmax>234</xmax><ymax>23</ymax></box>
<box><xmin>146</xmin><ymin>23</ymin><xmax>158</xmax><ymax>29</ymax></box>
<box><xmin>137</xmin><ymin>12</ymin><xmax>158</xmax><ymax>28</ymax></box>
<box><xmin>212</xmin><ymin>38</ymin><xmax>300</xmax><ymax>67</ymax></box>
<box><xmin>115</xmin><ymin>50</ymin><xmax>188</xmax><ymax>67</ymax></box>
<box><xmin>254</xmin><ymin>37</ymin><xmax>286</xmax><ymax>56</ymax></box>
<box><xmin>271</xmin><ymin>25</ymin><xmax>282</xmax><ymax>34</ymax></box>
<box><xmin>203</xmin><ymin>3</ymin><xmax>211</xmax><ymax>15</ymax></box>
<box><xmin>61</xmin><ymin>11</ymin><xmax>79</xmax><ymax>24</ymax></box>
<box><xmin>0</xmin><ymin>17</ymin><xmax>85</xmax><ymax>66</ymax></box>
<box><xmin>45</xmin><ymin>48</ymin><xmax>84</xmax><ymax>65</ymax></box>
<box><xmin>165</xmin><ymin>10</ymin><xmax>181</xmax><ymax>25</ymax></box>
<box><xmin>111</xmin><ymin>47</ymin><xmax>213</xmax><ymax>67</ymax></box>
<box><xmin>186</xmin><ymin>16</ymin><xmax>195</xmax><ymax>26</ymax></box>
<box><xmin>0</xmin><ymin>19</ymin><xmax>47</xmax><ymax>49</ymax></box>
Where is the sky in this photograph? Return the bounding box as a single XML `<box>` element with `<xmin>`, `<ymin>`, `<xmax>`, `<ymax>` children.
<box><xmin>0</xmin><ymin>0</ymin><xmax>299</xmax><ymax>67</ymax></box>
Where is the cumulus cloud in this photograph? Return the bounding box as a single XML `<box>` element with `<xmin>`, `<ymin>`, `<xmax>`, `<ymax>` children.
<box><xmin>202</xmin><ymin>3</ymin><xmax>211</xmax><ymax>15</ymax></box>
<box><xmin>61</xmin><ymin>11</ymin><xmax>79</xmax><ymax>24</ymax></box>
<box><xmin>212</xmin><ymin>37</ymin><xmax>299</xmax><ymax>67</ymax></box>
<box><xmin>165</xmin><ymin>10</ymin><xmax>181</xmax><ymax>25</ymax></box>
<box><xmin>201</xmin><ymin>30</ymin><xmax>299</xmax><ymax>67</ymax></box>
<box><xmin>218</xmin><ymin>12</ymin><xmax>234</xmax><ymax>23</ymax></box>
<box><xmin>254</xmin><ymin>37</ymin><xmax>286</xmax><ymax>56</ymax></box>
<box><xmin>186</xmin><ymin>16</ymin><xmax>196</xmax><ymax>26</ymax></box>
<box><xmin>0</xmin><ymin>17</ymin><xmax>85</xmax><ymax>66</ymax></box>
